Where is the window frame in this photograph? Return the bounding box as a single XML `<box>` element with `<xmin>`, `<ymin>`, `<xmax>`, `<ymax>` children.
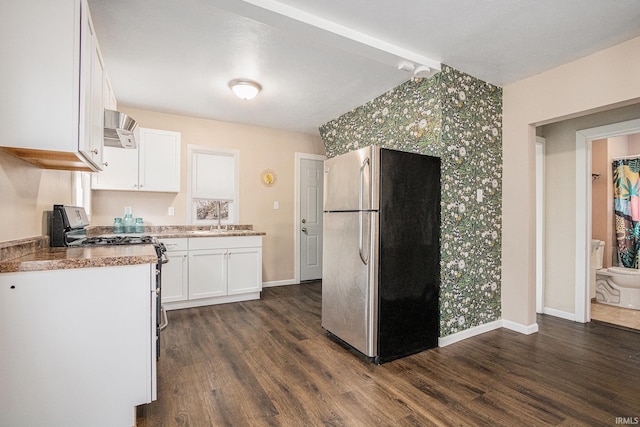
<box><xmin>186</xmin><ymin>145</ymin><xmax>240</xmax><ymax>225</ymax></box>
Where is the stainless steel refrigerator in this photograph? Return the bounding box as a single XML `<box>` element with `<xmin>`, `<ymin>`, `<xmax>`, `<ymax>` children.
<box><xmin>322</xmin><ymin>145</ymin><xmax>440</xmax><ymax>364</ymax></box>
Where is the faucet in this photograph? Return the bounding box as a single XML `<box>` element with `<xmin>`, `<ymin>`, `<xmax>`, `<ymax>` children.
<box><xmin>216</xmin><ymin>201</ymin><xmax>222</xmax><ymax>230</ymax></box>
<box><xmin>208</xmin><ymin>201</ymin><xmax>223</xmax><ymax>231</ymax></box>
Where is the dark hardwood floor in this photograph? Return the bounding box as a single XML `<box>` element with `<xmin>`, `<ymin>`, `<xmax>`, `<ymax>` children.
<box><xmin>137</xmin><ymin>282</ymin><xmax>640</xmax><ymax>426</ymax></box>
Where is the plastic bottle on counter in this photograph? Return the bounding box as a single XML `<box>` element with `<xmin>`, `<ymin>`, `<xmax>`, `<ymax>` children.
<box><xmin>123</xmin><ymin>213</ymin><xmax>135</xmax><ymax>233</ymax></box>
<box><xmin>113</xmin><ymin>217</ymin><xmax>124</xmax><ymax>234</ymax></box>
<box><xmin>135</xmin><ymin>217</ymin><xmax>144</xmax><ymax>233</ymax></box>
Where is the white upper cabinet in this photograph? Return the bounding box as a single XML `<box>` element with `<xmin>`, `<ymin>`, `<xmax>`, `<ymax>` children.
<box><xmin>92</xmin><ymin>145</ymin><xmax>138</xmax><ymax>190</ymax></box>
<box><xmin>138</xmin><ymin>128</ymin><xmax>181</xmax><ymax>192</ymax></box>
<box><xmin>92</xmin><ymin>128</ymin><xmax>181</xmax><ymax>192</ymax></box>
<box><xmin>0</xmin><ymin>0</ymin><xmax>106</xmax><ymax>171</ymax></box>
<box><xmin>80</xmin><ymin>8</ymin><xmax>105</xmax><ymax>169</ymax></box>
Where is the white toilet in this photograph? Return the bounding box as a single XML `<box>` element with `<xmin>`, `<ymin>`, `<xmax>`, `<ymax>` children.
<box><xmin>590</xmin><ymin>240</ymin><xmax>605</xmax><ymax>300</ymax></box>
<box><xmin>594</xmin><ymin>240</ymin><xmax>640</xmax><ymax>310</ymax></box>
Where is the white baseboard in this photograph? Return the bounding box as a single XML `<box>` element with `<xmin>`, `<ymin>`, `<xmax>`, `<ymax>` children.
<box><xmin>502</xmin><ymin>319</ymin><xmax>539</xmax><ymax>335</ymax></box>
<box><xmin>262</xmin><ymin>279</ymin><xmax>298</xmax><ymax>288</ymax></box>
<box><xmin>542</xmin><ymin>307</ymin><xmax>575</xmax><ymax>321</ymax></box>
<box><xmin>163</xmin><ymin>292</ymin><xmax>260</xmax><ymax>311</ymax></box>
<box><xmin>438</xmin><ymin>320</ymin><xmax>503</xmax><ymax>347</ymax></box>
<box><xmin>439</xmin><ymin>318</ymin><xmax>543</xmax><ymax>347</ymax></box>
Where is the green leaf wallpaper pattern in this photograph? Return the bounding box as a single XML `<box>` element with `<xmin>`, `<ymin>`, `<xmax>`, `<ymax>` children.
<box><xmin>319</xmin><ymin>64</ymin><xmax>503</xmax><ymax>337</ymax></box>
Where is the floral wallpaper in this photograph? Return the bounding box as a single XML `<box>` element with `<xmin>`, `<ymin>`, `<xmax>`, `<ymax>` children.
<box><xmin>319</xmin><ymin>64</ymin><xmax>502</xmax><ymax>337</ymax></box>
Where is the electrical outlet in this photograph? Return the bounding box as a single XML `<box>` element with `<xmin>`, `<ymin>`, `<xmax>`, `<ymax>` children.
<box><xmin>124</xmin><ymin>206</ymin><xmax>132</xmax><ymax>215</ymax></box>
<box><xmin>168</xmin><ymin>207</ymin><xmax>175</xmax><ymax>216</ymax></box>
<box><xmin>477</xmin><ymin>189</ymin><xmax>483</xmax><ymax>203</ymax></box>
<box><xmin>273</xmin><ymin>201</ymin><xmax>280</xmax><ymax>210</ymax></box>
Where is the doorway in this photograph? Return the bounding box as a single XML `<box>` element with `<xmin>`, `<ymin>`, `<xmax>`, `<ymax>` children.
<box><xmin>575</xmin><ymin>118</ymin><xmax>640</xmax><ymax>323</ymax></box>
<box><xmin>294</xmin><ymin>153</ymin><xmax>325</xmax><ymax>283</ymax></box>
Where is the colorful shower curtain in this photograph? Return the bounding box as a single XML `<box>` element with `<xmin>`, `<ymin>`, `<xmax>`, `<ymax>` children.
<box><xmin>613</xmin><ymin>158</ymin><xmax>640</xmax><ymax>268</ymax></box>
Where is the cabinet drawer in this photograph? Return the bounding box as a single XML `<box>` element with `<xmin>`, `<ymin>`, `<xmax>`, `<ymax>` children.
<box><xmin>159</xmin><ymin>238</ymin><xmax>188</xmax><ymax>251</ymax></box>
<box><xmin>188</xmin><ymin>236</ymin><xmax>262</xmax><ymax>250</ymax></box>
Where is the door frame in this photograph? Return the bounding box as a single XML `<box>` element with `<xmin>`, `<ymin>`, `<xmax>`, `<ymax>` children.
<box><xmin>535</xmin><ymin>137</ymin><xmax>545</xmax><ymax>314</ymax></box>
<box><xmin>575</xmin><ymin>118</ymin><xmax>640</xmax><ymax>322</ymax></box>
<box><xmin>294</xmin><ymin>152</ymin><xmax>326</xmax><ymax>284</ymax></box>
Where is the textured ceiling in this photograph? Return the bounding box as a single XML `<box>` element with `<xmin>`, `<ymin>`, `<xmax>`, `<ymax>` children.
<box><xmin>88</xmin><ymin>0</ymin><xmax>640</xmax><ymax>134</ymax></box>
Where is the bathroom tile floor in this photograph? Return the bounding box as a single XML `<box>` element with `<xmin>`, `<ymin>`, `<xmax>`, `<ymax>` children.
<box><xmin>590</xmin><ymin>301</ymin><xmax>640</xmax><ymax>330</ymax></box>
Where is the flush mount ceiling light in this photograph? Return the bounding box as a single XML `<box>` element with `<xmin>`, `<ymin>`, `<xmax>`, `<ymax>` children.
<box><xmin>228</xmin><ymin>79</ymin><xmax>262</xmax><ymax>100</ymax></box>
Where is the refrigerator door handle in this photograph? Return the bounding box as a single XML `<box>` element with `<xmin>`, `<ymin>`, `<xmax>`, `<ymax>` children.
<box><xmin>359</xmin><ymin>157</ymin><xmax>370</xmax><ymax>265</ymax></box>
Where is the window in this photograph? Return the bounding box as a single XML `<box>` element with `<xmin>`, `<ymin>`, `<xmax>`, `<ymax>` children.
<box><xmin>187</xmin><ymin>145</ymin><xmax>239</xmax><ymax>225</ymax></box>
<box><xmin>72</xmin><ymin>171</ymin><xmax>92</xmax><ymax>218</ymax></box>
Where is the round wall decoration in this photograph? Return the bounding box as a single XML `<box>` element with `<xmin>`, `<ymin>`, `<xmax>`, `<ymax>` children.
<box><xmin>260</xmin><ymin>169</ymin><xmax>277</xmax><ymax>186</ymax></box>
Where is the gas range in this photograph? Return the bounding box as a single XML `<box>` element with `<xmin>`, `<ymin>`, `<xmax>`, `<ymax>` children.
<box><xmin>76</xmin><ymin>234</ymin><xmax>157</xmax><ymax>247</ymax></box>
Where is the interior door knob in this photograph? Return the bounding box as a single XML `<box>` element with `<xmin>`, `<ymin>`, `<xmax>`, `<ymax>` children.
<box><xmin>302</xmin><ymin>227</ymin><xmax>307</xmax><ymax>233</ymax></box>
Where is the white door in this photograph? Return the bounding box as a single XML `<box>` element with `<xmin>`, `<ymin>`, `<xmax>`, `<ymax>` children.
<box><xmin>300</xmin><ymin>159</ymin><xmax>323</xmax><ymax>281</ymax></box>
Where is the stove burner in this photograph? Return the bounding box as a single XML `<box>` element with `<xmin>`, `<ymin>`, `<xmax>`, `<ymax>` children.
<box><xmin>81</xmin><ymin>235</ymin><xmax>155</xmax><ymax>246</ymax></box>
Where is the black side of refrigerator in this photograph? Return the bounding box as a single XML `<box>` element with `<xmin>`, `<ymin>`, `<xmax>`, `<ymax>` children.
<box><xmin>377</xmin><ymin>148</ymin><xmax>440</xmax><ymax>363</ymax></box>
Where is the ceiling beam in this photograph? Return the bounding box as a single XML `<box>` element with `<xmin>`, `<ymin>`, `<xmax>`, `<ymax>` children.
<box><xmin>212</xmin><ymin>0</ymin><xmax>441</xmax><ymax>72</ymax></box>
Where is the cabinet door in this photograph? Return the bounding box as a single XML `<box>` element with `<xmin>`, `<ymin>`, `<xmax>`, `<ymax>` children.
<box><xmin>78</xmin><ymin>0</ymin><xmax>103</xmax><ymax>170</ymax></box>
<box><xmin>227</xmin><ymin>247</ymin><xmax>262</xmax><ymax>295</ymax></box>
<box><xmin>188</xmin><ymin>249</ymin><xmax>226</xmax><ymax>299</ymax></box>
<box><xmin>1</xmin><ymin>0</ymin><xmax>80</xmax><ymax>153</ymax></box>
<box><xmin>138</xmin><ymin>128</ymin><xmax>181</xmax><ymax>192</ymax></box>
<box><xmin>91</xmin><ymin>146</ymin><xmax>139</xmax><ymax>190</ymax></box>
<box><xmin>162</xmin><ymin>250</ymin><xmax>188</xmax><ymax>303</ymax></box>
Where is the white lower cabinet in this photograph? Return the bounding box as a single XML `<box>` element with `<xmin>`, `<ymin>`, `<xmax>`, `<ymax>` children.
<box><xmin>0</xmin><ymin>263</ymin><xmax>156</xmax><ymax>427</ymax></box>
<box><xmin>189</xmin><ymin>248</ymin><xmax>226</xmax><ymax>299</ymax></box>
<box><xmin>227</xmin><ymin>247</ymin><xmax>262</xmax><ymax>295</ymax></box>
<box><xmin>160</xmin><ymin>236</ymin><xmax>262</xmax><ymax>310</ymax></box>
<box><xmin>161</xmin><ymin>238</ymin><xmax>189</xmax><ymax>303</ymax></box>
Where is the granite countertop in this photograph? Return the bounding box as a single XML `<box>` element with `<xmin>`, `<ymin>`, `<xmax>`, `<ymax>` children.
<box><xmin>150</xmin><ymin>229</ymin><xmax>265</xmax><ymax>239</ymax></box>
<box><xmin>0</xmin><ymin>237</ymin><xmax>158</xmax><ymax>273</ymax></box>
<box><xmin>87</xmin><ymin>225</ymin><xmax>266</xmax><ymax>239</ymax></box>
<box><xmin>0</xmin><ymin>225</ymin><xmax>265</xmax><ymax>273</ymax></box>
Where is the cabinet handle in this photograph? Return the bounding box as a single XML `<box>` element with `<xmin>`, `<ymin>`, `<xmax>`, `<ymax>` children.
<box><xmin>133</xmin><ymin>184</ymin><xmax>138</xmax><ymax>188</ymax></box>
<box><xmin>102</xmin><ymin>161</ymin><xmax>109</xmax><ymax>167</ymax></box>
<box><xmin>92</xmin><ymin>148</ymin><xmax>99</xmax><ymax>155</ymax></box>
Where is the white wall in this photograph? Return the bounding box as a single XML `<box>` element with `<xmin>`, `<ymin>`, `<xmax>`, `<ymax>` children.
<box><xmin>0</xmin><ymin>151</ymin><xmax>73</xmax><ymax>242</ymax></box>
<box><xmin>502</xmin><ymin>35</ymin><xmax>640</xmax><ymax>327</ymax></box>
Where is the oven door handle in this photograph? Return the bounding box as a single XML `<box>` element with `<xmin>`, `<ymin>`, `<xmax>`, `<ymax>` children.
<box><xmin>160</xmin><ymin>252</ymin><xmax>169</xmax><ymax>264</ymax></box>
<box><xmin>159</xmin><ymin>305</ymin><xmax>168</xmax><ymax>331</ymax></box>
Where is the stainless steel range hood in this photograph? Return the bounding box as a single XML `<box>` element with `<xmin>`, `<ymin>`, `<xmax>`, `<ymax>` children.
<box><xmin>104</xmin><ymin>109</ymin><xmax>138</xmax><ymax>148</ymax></box>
